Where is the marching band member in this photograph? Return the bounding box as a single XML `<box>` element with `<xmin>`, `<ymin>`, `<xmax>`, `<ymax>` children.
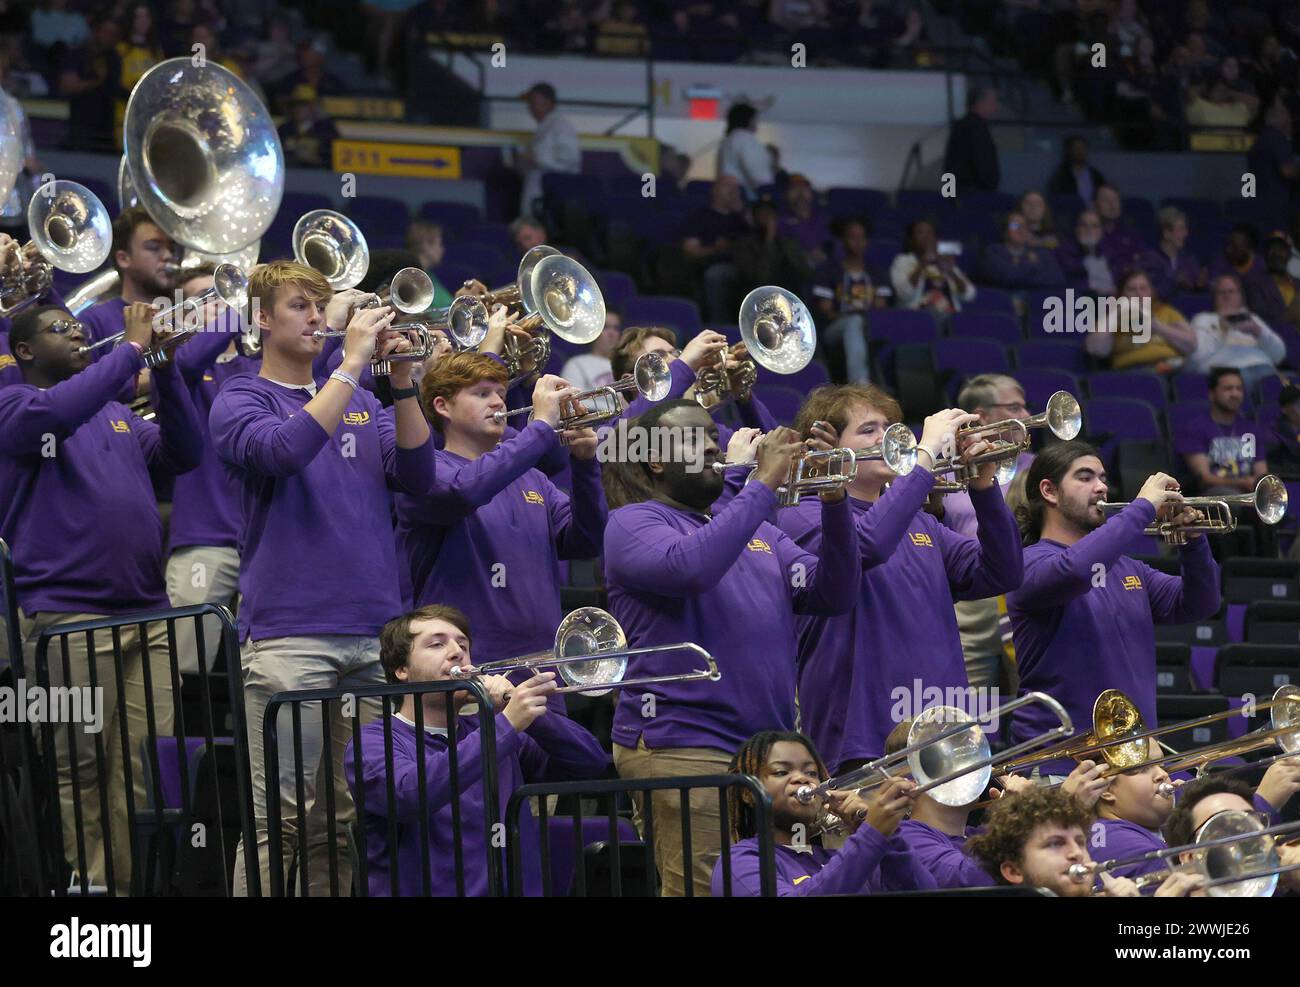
<box><xmin>1</xmin><ymin>300</ymin><xmax>203</xmax><ymax>893</ymax></box>
<box><xmin>603</xmin><ymin>398</ymin><xmax>860</xmax><ymax>896</ymax></box>
<box><xmin>1088</xmin><ymin>739</ymin><xmax>1177</xmax><ymax>884</ymax></box>
<box><xmin>712</xmin><ymin>730</ymin><xmax>935</xmax><ymax>896</ymax></box>
<box><xmin>1007</xmin><ymin>443</ymin><xmax>1221</xmax><ymax>779</ymax></box>
<box><xmin>80</xmin><ymin>207</ymin><xmax>177</xmax><ymax>364</ymax></box>
<box><xmin>209</xmin><ymin>259</ymin><xmax>435</xmax><ymax>896</ymax></box>
<box><xmin>396</xmin><ymin>352</ymin><xmax>606</xmax><ymax>702</ymax></box>
<box><xmin>346</xmin><ymin>605</ymin><xmax>608</xmax><ymax>897</ymax></box>
<box><xmin>0</xmin><ymin>232</ymin><xmax>66</xmax><ymax>389</ymax></box>
<box><xmin>780</xmin><ymin>385</ymin><xmax>1023</xmax><ymax>774</ymax></box>
<box><xmin>164</xmin><ymin>265</ymin><xmax>256</xmax><ymax>673</ymax></box>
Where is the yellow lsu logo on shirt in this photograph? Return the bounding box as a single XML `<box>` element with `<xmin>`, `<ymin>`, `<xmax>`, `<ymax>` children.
<box><xmin>0</xmin><ymin>354</ymin><xmax>15</xmax><ymax>372</ymax></box>
<box><xmin>1122</xmin><ymin>575</ymin><xmax>1143</xmax><ymax>591</ymax></box>
<box><xmin>747</xmin><ymin>538</ymin><xmax>773</xmax><ymax>554</ymax></box>
<box><xmin>341</xmin><ymin>411</ymin><xmax>371</xmax><ymax>426</ymax></box>
<box><xmin>909</xmin><ymin>532</ymin><xmax>935</xmax><ymax>548</ymax></box>
<box><xmin>109</xmin><ymin>419</ymin><xmax>131</xmax><ymax>434</ymax></box>
<box><xmin>202</xmin><ymin>374</ymin><xmax>215</xmax><ymax>382</ymax></box>
<box><xmin>523</xmin><ymin>490</ymin><xmax>546</xmax><ymax>505</ymax></box>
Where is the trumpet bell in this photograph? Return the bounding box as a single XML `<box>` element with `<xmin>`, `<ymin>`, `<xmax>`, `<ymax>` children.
<box><xmin>1044</xmin><ymin>390</ymin><xmax>1082</xmax><ymax>440</ymax></box>
<box><xmin>212</xmin><ymin>262</ymin><xmax>250</xmax><ymax>310</ymax></box>
<box><xmin>1199</xmin><ymin>810</ymin><xmax>1280</xmax><ymax>898</ymax></box>
<box><xmin>634</xmin><ymin>351</ymin><xmax>673</xmax><ymax>401</ymax></box>
<box><xmin>527</xmin><ymin>253</ymin><xmax>605</xmax><ymax>344</ymax></box>
<box><xmin>26</xmin><ymin>180</ymin><xmax>112</xmax><ymax>274</ymax></box>
<box><xmin>293</xmin><ymin>209</ymin><xmax>369</xmax><ymax>290</ymax></box>
<box><xmin>881</xmin><ymin>422</ymin><xmax>919</xmax><ymax>475</ymax></box>
<box><xmin>739</xmin><ymin>286</ymin><xmax>815</xmax><ymax>375</ymax></box>
<box><xmin>553</xmin><ymin>606</ymin><xmax>628</xmax><ymax>697</ymax></box>
<box><xmin>447</xmin><ymin>296</ymin><xmax>490</xmax><ymax>349</ymax></box>
<box><xmin>382</xmin><ymin>267</ymin><xmax>434</xmax><ymax>315</ymax></box>
<box><xmin>124</xmin><ymin>58</ymin><xmax>283</xmax><ymax>255</ymax></box>
<box><xmin>1255</xmin><ymin>475</ymin><xmax>1289</xmax><ymax>526</ymax></box>
<box><xmin>907</xmin><ymin>706</ymin><xmax>992</xmax><ymax>807</ymax></box>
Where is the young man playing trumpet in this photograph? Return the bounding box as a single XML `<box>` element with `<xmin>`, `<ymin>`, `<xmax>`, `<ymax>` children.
<box><xmin>779</xmin><ymin>385</ymin><xmax>1023</xmax><ymax>774</ymax></box>
<box><xmin>0</xmin><ymin>232</ymin><xmax>68</xmax><ymax>389</ymax></box>
<box><xmin>345</xmin><ymin>604</ymin><xmax>608</xmax><ymax>896</ymax></box>
<box><xmin>1006</xmin><ymin>442</ymin><xmax>1221</xmax><ymax>778</ymax></box>
<box><xmin>209</xmin><ymin>259</ymin><xmax>436</xmax><ymax>897</ymax></box>
<box><xmin>395</xmin><ymin>352</ymin><xmax>606</xmax><ymax>704</ymax></box>
<box><xmin>603</xmin><ymin>398</ymin><xmax>861</xmax><ymax>896</ymax></box>
<box><xmin>712</xmin><ymin>730</ymin><xmax>936</xmax><ymax>896</ymax></box>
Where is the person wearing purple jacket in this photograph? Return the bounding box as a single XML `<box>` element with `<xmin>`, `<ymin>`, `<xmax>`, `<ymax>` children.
<box><xmin>1093</xmin><ymin>185</ymin><xmax>1150</xmax><ymax>274</ymax></box>
<box><xmin>1055</xmin><ymin>210</ymin><xmax>1122</xmax><ymax>294</ymax></box>
<box><xmin>978</xmin><ymin>212</ymin><xmax>1066</xmax><ymax>290</ymax></box>
<box><xmin>395</xmin><ymin>352</ymin><xmax>606</xmax><ymax>700</ymax></box>
<box><xmin>0</xmin><ymin>232</ymin><xmax>67</xmax><ymax>389</ymax></box>
<box><xmin>1088</xmin><ymin>739</ymin><xmax>1177</xmax><ymax>887</ymax></box>
<box><xmin>780</xmin><ymin>385</ymin><xmax>1024</xmax><ymax>774</ymax></box>
<box><xmin>0</xmin><ymin>300</ymin><xmax>203</xmax><ymax>894</ymax></box>
<box><xmin>165</xmin><ymin>266</ymin><xmax>259</xmax><ymax>674</ymax></box>
<box><xmin>209</xmin><ymin>260</ymin><xmax>436</xmax><ymax>897</ymax></box>
<box><xmin>604</xmin><ymin>399</ymin><xmax>860</xmax><ymax>896</ymax></box>
<box><xmin>345</xmin><ymin>605</ymin><xmax>609</xmax><ymax>896</ymax></box>
<box><xmin>1006</xmin><ymin>442</ymin><xmax>1221</xmax><ymax>780</ymax></box>
<box><xmin>711</xmin><ymin>730</ymin><xmax>935</xmax><ymax>896</ymax></box>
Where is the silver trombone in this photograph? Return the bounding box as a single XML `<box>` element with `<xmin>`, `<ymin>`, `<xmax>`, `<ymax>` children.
<box><xmin>795</xmin><ymin>692</ymin><xmax>1075</xmax><ymax>812</ymax></box>
<box><xmin>492</xmin><ymin>350</ymin><xmax>673</xmax><ymax>431</ymax></box>
<box><xmin>1073</xmin><ymin>810</ymin><xmax>1300</xmax><ymax>897</ymax></box>
<box><xmin>448</xmin><ymin>606</ymin><xmax>721</xmax><ymax>698</ymax></box>
<box><xmin>1099</xmin><ymin>474</ymin><xmax>1288</xmax><ymax>545</ymax></box>
<box><xmin>79</xmin><ymin>262</ymin><xmax>249</xmax><ymax>367</ymax></box>
<box><xmin>712</xmin><ymin>421</ymin><xmax>919</xmax><ymax>507</ymax></box>
<box><xmin>0</xmin><ymin>181</ymin><xmax>112</xmax><ymax>316</ymax></box>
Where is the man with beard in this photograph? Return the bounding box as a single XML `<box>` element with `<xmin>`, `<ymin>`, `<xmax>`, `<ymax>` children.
<box><xmin>603</xmin><ymin>399</ymin><xmax>860</xmax><ymax>896</ymax></box>
<box><xmin>1006</xmin><ymin>442</ymin><xmax>1220</xmax><ymax>781</ymax></box>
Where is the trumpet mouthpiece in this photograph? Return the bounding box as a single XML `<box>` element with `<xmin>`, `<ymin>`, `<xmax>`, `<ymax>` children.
<box><xmin>794</xmin><ymin>784</ymin><xmax>817</xmax><ymax>804</ymax></box>
<box><xmin>1068</xmin><ymin>863</ymin><xmax>1093</xmax><ymax>883</ymax></box>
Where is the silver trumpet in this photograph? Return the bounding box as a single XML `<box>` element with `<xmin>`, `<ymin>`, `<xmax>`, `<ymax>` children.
<box><xmin>0</xmin><ymin>181</ymin><xmax>112</xmax><ymax>316</ymax></box>
<box><xmin>492</xmin><ymin>350</ymin><xmax>673</xmax><ymax>430</ymax></box>
<box><xmin>1099</xmin><ymin>474</ymin><xmax>1289</xmax><ymax>546</ymax></box>
<box><xmin>695</xmin><ymin>285</ymin><xmax>816</xmax><ymax>410</ymax></box>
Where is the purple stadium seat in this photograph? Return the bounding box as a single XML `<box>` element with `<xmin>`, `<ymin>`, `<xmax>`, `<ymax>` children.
<box><xmin>433</xmin><ymin>261</ymin><xmax>478</xmax><ymax>291</ymax></box>
<box><xmin>949</xmin><ymin>311</ymin><xmax>1022</xmax><ymax>344</ymax></box>
<box><xmin>1275</xmin><ymin>323</ymin><xmax>1300</xmax><ymax>370</ymax></box>
<box><xmin>752</xmin><ymin>384</ymin><xmax>805</xmax><ymax>425</ymax></box>
<box><xmin>1086</xmin><ymin>371</ymin><xmax>1168</xmax><ymax>407</ymax></box>
<box><xmin>1166</xmin><ymin>401</ymin><xmax>1208</xmax><ymax>444</ymax></box>
<box><xmin>705</xmin><ymin>321</ymin><xmax>743</xmax><ymax>345</ymax></box>
<box><xmin>449</xmin><ymin>242</ymin><xmax>506</xmax><ymax>275</ymax></box>
<box><xmin>684</xmin><ymin>179</ymin><xmax>713</xmax><ymax>202</ymax></box>
<box><xmin>1084</xmin><ymin>398</ymin><xmax>1163</xmax><ymax>452</ymax></box>
<box><xmin>623</xmin><ymin>295</ymin><xmax>702</xmax><ymax>337</ymax></box>
<box><xmin>827</xmin><ymin>187</ymin><xmax>889</xmax><ymax>218</ymax></box>
<box><xmin>418</xmin><ymin>200</ymin><xmax>484</xmax><ymax>235</ymax></box>
<box><xmin>1015</xmin><ymin>339</ymin><xmax>1089</xmax><ymax>372</ymax></box>
<box><xmin>1049</xmin><ymin>194</ymin><xmax>1084</xmax><ymax>226</ymax></box>
<box><xmin>595</xmin><ymin>269</ymin><xmax>637</xmax><ymax>310</ymax></box>
<box><xmin>1023</xmin><ymin>289</ymin><xmax>1068</xmax><ymax>336</ymax></box>
<box><xmin>456</xmin><ymin>223</ymin><xmax>515</xmax><ymax>256</ymax></box>
<box><xmin>895</xmin><ymin>189</ymin><xmax>946</xmax><ymax>216</ymax></box>
<box><xmin>545</xmin><ymin>815</ymin><xmax>640</xmax><ymax>896</ymax></box>
<box><xmin>957</xmin><ymin>191</ymin><xmax>1018</xmax><ymax>215</ymax></box>
<box><xmin>1173</xmin><ymin>373</ymin><xmax>1211</xmax><ymax>403</ymax></box>
<box><xmin>1122</xmin><ymin>197</ymin><xmax>1158</xmax><ymax>236</ymax></box>
<box><xmin>757</xmin><ymin>358</ymin><xmax>831</xmax><ymax>394</ymax></box>
<box><xmin>1257</xmin><ymin>375</ymin><xmax>1286</xmax><ymax>405</ymax></box>
<box><xmin>1161</xmin><ymin>197</ymin><xmax>1224</xmax><ymax>228</ymax></box>
<box><xmin>962</xmin><ymin>287</ymin><xmax>1015</xmax><ymax>316</ymax></box>
<box><xmin>866</xmin><ymin>308</ymin><xmax>938</xmax><ymax>345</ymax></box>
<box><xmin>1017</xmin><ymin>369</ymin><xmax>1081</xmax><ymax>411</ymax></box>
<box><xmin>1255</xmin><ymin>403</ymin><xmax>1280</xmax><ymax>432</ymax></box>
<box><xmin>864</xmin><ymin>239</ymin><xmax>901</xmax><ymax>272</ymax></box>
<box><xmin>1170</xmin><ymin>293</ymin><xmax>1211</xmax><ymax>318</ymax></box>
<box><xmin>346</xmin><ymin>196</ymin><xmax>411</xmax><ymax>234</ymax></box>
<box><xmin>542</xmin><ymin>172</ymin><xmax>590</xmax><ymax>204</ymax></box>
<box><xmin>280</xmin><ymin>191</ymin><xmax>332</xmax><ymax>220</ymax></box>
<box><xmin>933</xmin><ymin>338</ymin><xmax>1011</xmax><ymax>375</ymax></box>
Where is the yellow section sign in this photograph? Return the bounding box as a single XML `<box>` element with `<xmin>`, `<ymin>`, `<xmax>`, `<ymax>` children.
<box><xmin>332</xmin><ymin>140</ymin><xmax>462</xmax><ymax>179</ymax></box>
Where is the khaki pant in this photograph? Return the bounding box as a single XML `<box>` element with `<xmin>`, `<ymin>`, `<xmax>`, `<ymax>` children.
<box><xmin>20</xmin><ymin>610</ymin><xmax>175</xmax><ymax>896</ymax></box>
<box><xmin>232</xmin><ymin>635</ymin><xmax>384</xmax><ymax>897</ymax></box>
<box><xmin>165</xmin><ymin>546</ymin><xmax>240</xmax><ymax>675</ymax></box>
<box><xmin>613</xmin><ymin>738</ymin><xmax>731</xmax><ymax>897</ymax></box>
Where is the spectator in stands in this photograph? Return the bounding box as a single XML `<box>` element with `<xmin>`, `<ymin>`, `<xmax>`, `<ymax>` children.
<box><xmin>159</xmin><ymin>0</ymin><xmax>203</xmax><ymax>58</ymax></box>
<box><xmin>278</xmin><ymin>85</ymin><xmax>339</xmax><ymax>169</ymax></box>
<box><xmin>59</xmin><ymin>15</ymin><xmax>120</xmax><ymax>150</ymax></box>
<box><xmin>1210</xmin><ymin>224</ymin><xmax>1267</xmax><ymax>285</ymax></box>
<box><xmin>777</xmin><ymin>175</ymin><xmax>829</xmax><ymax>265</ymax></box>
<box><xmin>891</xmin><ymin>5</ymin><xmax>932</xmax><ymax>67</ymax></box>
<box><xmin>1144</xmin><ymin>206</ymin><xmax>1205</xmax><ymax>298</ymax></box>
<box><xmin>1186</xmin><ymin>275</ymin><xmax>1286</xmax><ymax>390</ymax></box>
<box><xmin>1093</xmin><ymin>184</ymin><xmax>1148</xmax><ymax>272</ymax></box>
<box><xmin>811</xmin><ymin>216</ymin><xmax>889</xmax><ymax>385</ymax></box>
<box><xmin>1085</xmin><ymin>269</ymin><xmax>1195</xmax><ymax>373</ymax></box>
<box><xmin>844</xmin><ymin>0</ymin><xmax>901</xmax><ymax>67</ymax></box>
<box><xmin>718</xmin><ymin>102</ymin><xmax>773</xmax><ymax>199</ymax></box>
<box><xmin>547</xmin><ymin>0</ymin><xmax>590</xmax><ymax>53</ymax></box>
<box><xmin>1174</xmin><ymin>367</ymin><xmax>1272</xmax><ymax>497</ymax></box>
<box><xmin>517</xmin><ymin>81</ymin><xmax>581</xmax><ymax>218</ymax></box>
<box><xmin>1247</xmin><ymin>96</ymin><xmax>1298</xmax><ymax>229</ymax></box>
<box><xmin>732</xmin><ymin>199</ymin><xmax>815</xmax><ymax>304</ymax></box>
<box><xmin>1056</xmin><ymin>209</ymin><xmax>1118</xmax><ymax>294</ymax></box>
<box><xmin>1185</xmin><ymin>75</ymin><xmax>1254</xmax><ymax>129</ymax></box>
<box><xmin>560</xmin><ymin>307</ymin><xmax>621</xmax><ymax>391</ymax></box>
<box><xmin>979</xmin><ymin>211</ymin><xmax>1065</xmax><ymax>290</ymax></box>
<box><xmin>1046</xmin><ymin>135</ymin><xmax>1107</xmax><ymax>206</ymax></box>
<box><xmin>243</xmin><ymin>14</ymin><xmax>297</xmax><ymax>92</ymax></box>
<box><xmin>272</xmin><ymin>38</ymin><xmax>344</xmax><ymax>114</ymax></box>
<box><xmin>766</xmin><ymin>143</ymin><xmax>790</xmax><ymax>193</ymax></box>
<box><xmin>30</xmin><ymin>0</ymin><xmax>90</xmax><ymax>73</ymax></box>
<box><xmin>595</xmin><ymin>2</ymin><xmax>649</xmax><ymax>58</ymax></box>
<box><xmin>1267</xmin><ymin>384</ymin><xmax>1300</xmax><ymax>479</ymax></box>
<box><xmin>361</xmin><ymin>0</ymin><xmax>421</xmax><ymax>82</ymax></box>
<box><xmin>681</xmin><ymin>175</ymin><xmax>749</xmax><ymax>322</ymax></box>
<box><xmin>405</xmin><ymin>220</ymin><xmax>455</xmax><ymax>309</ymax></box>
<box><xmin>890</xmin><ymin>219</ymin><xmax>976</xmax><ymax>316</ymax></box>
<box><xmin>1263</xmin><ymin>232</ymin><xmax>1300</xmax><ymax>325</ymax></box>
<box><xmin>1017</xmin><ymin>191</ymin><xmax>1059</xmax><ymax>249</ymax></box>
<box><xmin>510</xmin><ymin>216</ymin><xmax>548</xmax><ymax>257</ymax></box>
<box><xmin>942</xmin><ymin>85</ymin><xmax>1000</xmax><ymax>194</ymax></box>
<box><xmin>113</xmin><ymin>3</ymin><xmax>164</xmax><ymax>145</ymax></box>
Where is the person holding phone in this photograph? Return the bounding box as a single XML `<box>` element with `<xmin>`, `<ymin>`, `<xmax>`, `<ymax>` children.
<box><xmin>1186</xmin><ymin>273</ymin><xmax>1286</xmax><ymax>389</ymax></box>
<box><xmin>890</xmin><ymin>219</ymin><xmax>977</xmax><ymax>316</ymax></box>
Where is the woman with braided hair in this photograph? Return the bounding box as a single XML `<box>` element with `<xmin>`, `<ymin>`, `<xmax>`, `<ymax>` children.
<box><xmin>711</xmin><ymin>730</ymin><xmax>937</xmax><ymax>896</ymax></box>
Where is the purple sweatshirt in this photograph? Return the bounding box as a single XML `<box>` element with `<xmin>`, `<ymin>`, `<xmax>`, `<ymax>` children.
<box><xmin>169</xmin><ymin>312</ymin><xmax>258</xmax><ymax>550</ymax></box>
<box><xmin>711</xmin><ymin>825</ymin><xmax>939</xmax><ymax>896</ymax></box>
<box><xmin>79</xmin><ymin>297</ymin><xmax>126</xmax><ymax>359</ymax></box>
<box><xmin>1</xmin><ymin>286</ymin><xmax>69</xmax><ymax>389</ymax></box>
<box><xmin>0</xmin><ymin>344</ymin><xmax>203</xmax><ymax>614</ymax></box>
<box><xmin>345</xmin><ymin>708</ymin><xmax>609</xmax><ymax>896</ymax></box>
<box><xmin>1007</xmin><ymin>502</ymin><xmax>1221</xmax><ymax>774</ymax></box>
<box><xmin>780</xmin><ymin>468</ymin><xmax>1024</xmax><ymax>770</ymax></box>
<box><xmin>1089</xmin><ymin>818</ymin><xmax>1168</xmax><ymax>884</ymax></box>
<box><xmin>209</xmin><ymin>376</ymin><xmax>436</xmax><ymax>640</ymax></box>
<box><xmin>603</xmin><ymin>482</ymin><xmax>860</xmax><ymax>753</ymax></box>
<box><xmin>395</xmin><ymin>420</ymin><xmax>607</xmax><ymax>667</ymax></box>
<box><xmin>896</xmin><ymin>818</ymin><xmax>996</xmax><ymax>888</ymax></box>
